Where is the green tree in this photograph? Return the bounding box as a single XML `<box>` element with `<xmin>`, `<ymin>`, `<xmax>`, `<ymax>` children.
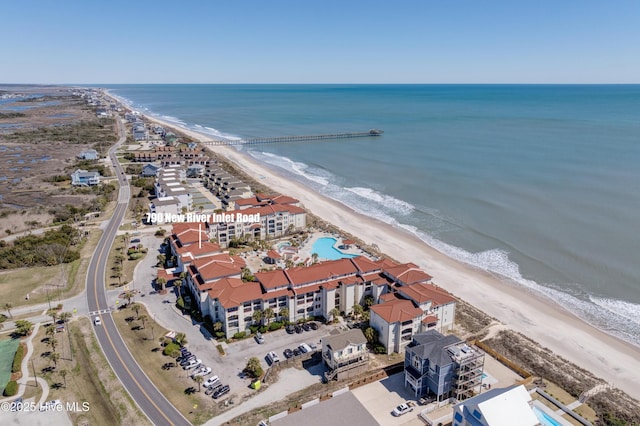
<box><xmin>59</xmin><ymin>369</ymin><xmax>68</xmax><ymax>388</ymax></box>
<box><xmin>59</xmin><ymin>311</ymin><xmax>72</xmax><ymax>325</ymax></box>
<box><xmin>156</xmin><ymin>254</ymin><xmax>166</xmax><ymax>267</ymax></box>
<box><xmin>194</xmin><ymin>374</ymin><xmax>204</xmax><ymax>392</ymax></box>
<box><xmin>263</xmin><ymin>308</ymin><xmax>274</xmax><ymax>325</ymax></box>
<box><xmin>352</xmin><ymin>304</ymin><xmax>364</xmax><ymax>320</ymax></box>
<box><xmin>124</xmin><ymin>291</ymin><xmax>135</xmax><ymax>305</ymax></box>
<box><xmin>175</xmin><ymin>332</ymin><xmax>187</xmax><ymax>347</ymax></box>
<box><xmin>4</xmin><ymin>303</ymin><xmax>13</xmax><ymax>319</ymax></box>
<box><xmin>45</xmin><ymin>324</ymin><xmax>56</xmax><ymax>338</ymax></box>
<box><xmin>252</xmin><ymin>309</ymin><xmax>264</xmax><ymax>326</ymax></box>
<box><xmin>175</xmin><ymin>278</ymin><xmax>184</xmax><ymax>299</ymax></box>
<box><xmin>279</xmin><ymin>307</ymin><xmax>289</xmax><ymax>323</ymax></box>
<box><xmin>213</xmin><ymin>321</ymin><xmax>223</xmax><ymax>332</ymax></box>
<box><xmin>132</xmin><ymin>303</ymin><xmax>141</xmax><ymax>319</ymax></box>
<box><xmin>138</xmin><ymin>314</ymin><xmax>148</xmax><ymax>329</ymax></box>
<box><xmin>156</xmin><ymin>277</ymin><xmax>167</xmax><ymax>291</ymax></box>
<box><xmin>245</xmin><ymin>357</ymin><xmax>263</xmax><ymax>379</ymax></box>
<box><xmin>311</xmin><ymin>253</ymin><xmax>319</xmax><ymax>264</ymax></box>
<box><xmin>49</xmin><ymin>351</ymin><xmax>60</xmax><ymax>367</ymax></box>
<box><xmin>363</xmin><ymin>295</ymin><xmax>375</xmax><ymax>309</ymax></box>
<box><xmin>47</xmin><ymin>308</ymin><xmax>60</xmax><ymax>323</ymax></box>
<box><xmin>364</xmin><ymin>326</ymin><xmax>379</xmax><ymax>344</ymax></box>
<box><xmin>48</xmin><ymin>337</ymin><xmax>58</xmax><ymax>353</ymax></box>
<box><xmin>115</xmin><ymin>254</ymin><xmax>125</xmax><ymax>266</ymax></box>
<box><xmin>362</xmin><ymin>310</ymin><xmax>370</xmax><ymax>322</ymax></box>
<box><xmin>329</xmin><ymin>308</ymin><xmax>340</xmax><ymax>324</ymax></box>
<box><xmin>122</xmin><ymin>232</ymin><xmax>130</xmax><ymax>250</ymax></box>
<box><xmin>15</xmin><ymin>320</ymin><xmax>34</xmax><ymax>336</ymax></box>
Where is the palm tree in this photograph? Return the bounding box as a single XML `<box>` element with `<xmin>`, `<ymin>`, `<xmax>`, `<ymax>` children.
<box><xmin>47</xmin><ymin>309</ymin><xmax>59</xmax><ymax>323</ymax></box>
<box><xmin>115</xmin><ymin>254</ymin><xmax>125</xmax><ymax>266</ymax></box>
<box><xmin>124</xmin><ymin>291</ymin><xmax>135</xmax><ymax>306</ymax></box>
<box><xmin>138</xmin><ymin>314</ymin><xmax>148</xmax><ymax>329</ymax></box>
<box><xmin>213</xmin><ymin>321</ymin><xmax>223</xmax><ymax>333</ymax></box>
<box><xmin>114</xmin><ymin>268</ymin><xmax>123</xmax><ymax>285</ymax></box>
<box><xmin>132</xmin><ymin>303</ymin><xmax>141</xmax><ymax>319</ymax></box>
<box><xmin>59</xmin><ymin>369</ymin><xmax>68</xmax><ymax>388</ymax></box>
<box><xmin>15</xmin><ymin>320</ymin><xmax>33</xmax><ymax>336</ymax></box>
<box><xmin>175</xmin><ymin>332</ymin><xmax>187</xmax><ymax>347</ymax></box>
<box><xmin>252</xmin><ymin>309</ymin><xmax>264</xmax><ymax>326</ymax></box>
<box><xmin>156</xmin><ymin>254</ymin><xmax>166</xmax><ymax>267</ymax></box>
<box><xmin>45</xmin><ymin>324</ymin><xmax>56</xmax><ymax>338</ymax></box>
<box><xmin>263</xmin><ymin>308</ymin><xmax>274</xmax><ymax>325</ymax></box>
<box><xmin>4</xmin><ymin>303</ymin><xmax>13</xmax><ymax>319</ymax></box>
<box><xmin>175</xmin><ymin>278</ymin><xmax>184</xmax><ymax>300</ymax></box>
<box><xmin>194</xmin><ymin>374</ymin><xmax>204</xmax><ymax>392</ymax></box>
<box><xmin>311</xmin><ymin>253</ymin><xmax>319</xmax><ymax>264</ymax></box>
<box><xmin>122</xmin><ymin>232</ymin><xmax>130</xmax><ymax>250</ymax></box>
<box><xmin>49</xmin><ymin>351</ymin><xmax>60</xmax><ymax>367</ymax></box>
<box><xmin>49</xmin><ymin>337</ymin><xmax>58</xmax><ymax>353</ymax></box>
<box><xmin>279</xmin><ymin>307</ymin><xmax>289</xmax><ymax>323</ymax></box>
<box><xmin>329</xmin><ymin>308</ymin><xmax>340</xmax><ymax>324</ymax></box>
<box><xmin>352</xmin><ymin>304</ymin><xmax>364</xmax><ymax>320</ymax></box>
<box><xmin>156</xmin><ymin>277</ymin><xmax>167</xmax><ymax>292</ymax></box>
<box><xmin>364</xmin><ymin>326</ymin><xmax>378</xmax><ymax>344</ymax></box>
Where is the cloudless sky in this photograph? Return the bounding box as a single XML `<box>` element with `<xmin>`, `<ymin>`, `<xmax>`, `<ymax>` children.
<box><xmin>2</xmin><ymin>0</ymin><xmax>639</xmax><ymax>84</ymax></box>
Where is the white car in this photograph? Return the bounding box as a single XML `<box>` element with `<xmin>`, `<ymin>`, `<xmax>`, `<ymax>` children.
<box><xmin>392</xmin><ymin>403</ymin><xmax>414</xmax><ymax>417</ymax></box>
<box><xmin>298</xmin><ymin>343</ymin><xmax>312</xmax><ymax>354</ymax></box>
<box><xmin>182</xmin><ymin>359</ymin><xmax>202</xmax><ymax>370</ymax></box>
<box><xmin>94</xmin><ymin>316</ymin><xmax>102</xmax><ymax>326</ymax></box>
<box><xmin>203</xmin><ymin>375</ymin><xmax>220</xmax><ymax>388</ymax></box>
<box><xmin>267</xmin><ymin>351</ymin><xmax>280</xmax><ymax>364</ymax></box>
<box><xmin>191</xmin><ymin>366</ymin><xmax>212</xmax><ymax>378</ymax></box>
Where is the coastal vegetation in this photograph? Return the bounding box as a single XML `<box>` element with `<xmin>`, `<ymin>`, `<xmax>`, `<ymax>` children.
<box><xmin>0</xmin><ymin>112</ymin><xmax>26</xmax><ymax>119</ymax></box>
<box><xmin>4</xmin><ymin>119</ymin><xmax>116</xmax><ymax>147</ymax></box>
<box><xmin>0</xmin><ymin>225</ymin><xmax>81</xmax><ymax>269</ymax></box>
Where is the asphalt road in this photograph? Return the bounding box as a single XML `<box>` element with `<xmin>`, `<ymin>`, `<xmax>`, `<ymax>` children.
<box><xmin>86</xmin><ymin>118</ymin><xmax>191</xmax><ymax>426</ymax></box>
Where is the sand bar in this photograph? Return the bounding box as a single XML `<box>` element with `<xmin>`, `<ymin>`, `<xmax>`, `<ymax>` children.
<box><xmin>110</xmin><ymin>95</ymin><xmax>640</xmax><ymax>401</ymax></box>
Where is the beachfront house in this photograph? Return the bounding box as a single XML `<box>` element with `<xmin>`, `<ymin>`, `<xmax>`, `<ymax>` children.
<box><xmin>141</xmin><ymin>163</ymin><xmax>161</xmax><ymax>177</ymax></box>
<box><xmin>452</xmin><ymin>384</ymin><xmax>539</xmax><ymax>426</ymax></box>
<box><xmin>321</xmin><ymin>329</ymin><xmax>369</xmax><ymax>381</ymax></box>
<box><xmin>71</xmin><ymin>169</ymin><xmax>100</xmax><ymax>186</ymax></box>
<box><xmin>404</xmin><ymin>330</ymin><xmax>485</xmax><ymax>403</ymax></box>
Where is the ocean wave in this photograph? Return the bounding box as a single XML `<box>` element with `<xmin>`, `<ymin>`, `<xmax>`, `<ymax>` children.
<box><xmin>345</xmin><ymin>186</ymin><xmax>415</xmax><ymax>215</ymax></box>
<box><xmin>252</xmin><ymin>151</ymin><xmax>330</xmax><ymax>186</ymax></box>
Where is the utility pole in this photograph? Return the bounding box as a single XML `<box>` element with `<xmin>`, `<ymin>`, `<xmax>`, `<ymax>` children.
<box><xmin>31</xmin><ymin>358</ymin><xmax>38</xmax><ymax>388</ymax></box>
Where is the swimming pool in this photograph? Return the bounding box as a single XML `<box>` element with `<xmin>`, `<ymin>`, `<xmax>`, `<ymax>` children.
<box><xmin>533</xmin><ymin>406</ymin><xmax>564</xmax><ymax>426</ymax></box>
<box><xmin>311</xmin><ymin>237</ymin><xmax>358</xmax><ymax>260</ymax></box>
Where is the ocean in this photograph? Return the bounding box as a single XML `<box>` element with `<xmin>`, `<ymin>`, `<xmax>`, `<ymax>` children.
<box><xmin>103</xmin><ymin>84</ymin><xmax>640</xmax><ymax>347</ymax></box>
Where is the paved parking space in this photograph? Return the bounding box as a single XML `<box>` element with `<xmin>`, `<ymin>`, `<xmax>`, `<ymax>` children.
<box><xmin>351</xmin><ymin>373</ymin><xmax>423</xmax><ymax>426</ymax></box>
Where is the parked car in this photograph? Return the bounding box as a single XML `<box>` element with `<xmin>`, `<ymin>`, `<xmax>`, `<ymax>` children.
<box><xmin>205</xmin><ymin>382</ymin><xmax>223</xmax><ymax>395</ymax></box>
<box><xmin>293</xmin><ymin>348</ymin><xmax>301</xmax><ymax>357</ymax></box>
<box><xmin>294</xmin><ymin>325</ymin><xmax>303</xmax><ymax>334</ymax></box>
<box><xmin>182</xmin><ymin>359</ymin><xmax>202</xmax><ymax>370</ymax></box>
<box><xmin>212</xmin><ymin>385</ymin><xmax>231</xmax><ymax>399</ymax></box>
<box><xmin>301</xmin><ymin>323</ymin><xmax>311</xmax><ymax>332</ymax></box>
<box><xmin>203</xmin><ymin>375</ymin><xmax>220</xmax><ymax>388</ymax></box>
<box><xmin>177</xmin><ymin>352</ymin><xmax>192</xmax><ymax>361</ymax></box>
<box><xmin>283</xmin><ymin>348</ymin><xmax>294</xmax><ymax>359</ymax></box>
<box><xmin>392</xmin><ymin>403</ymin><xmax>414</xmax><ymax>417</ymax></box>
<box><xmin>298</xmin><ymin>343</ymin><xmax>312</xmax><ymax>354</ymax></box>
<box><xmin>255</xmin><ymin>332</ymin><xmax>265</xmax><ymax>344</ymax></box>
<box><xmin>309</xmin><ymin>321</ymin><xmax>319</xmax><ymax>330</ymax></box>
<box><xmin>94</xmin><ymin>316</ymin><xmax>102</xmax><ymax>326</ymax></box>
<box><xmin>267</xmin><ymin>351</ymin><xmax>280</xmax><ymax>365</ymax></box>
<box><xmin>179</xmin><ymin>355</ymin><xmax>196</xmax><ymax>366</ymax></box>
<box><xmin>191</xmin><ymin>366</ymin><xmax>211</xmax><ymax>378</ymax></box>
<box><xmin>286</xmin><ymin>325</ymin><xmax>295</xmax><ymax>334</ymax></box>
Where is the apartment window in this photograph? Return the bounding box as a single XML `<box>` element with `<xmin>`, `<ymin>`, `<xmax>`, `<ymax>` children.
<box><xmin>306</xmin><ymin>306</ymin><xmax>313</xmax><ymax>312</ymax></box>
<box><xmin>413</xmin><ymin>356</ymin><xmax>421</xmax><ymax>370</ymax></box>
<box><xmin>244</xmin><ymin>316</ymin><xmax>252</xmax><ymax>322</ymax></box>
<box><xmin>228</xmin><ymin>321</ymin><xmax>238</xmax><ymax>328</ymax></box>
<box><xmin>228</xmin><ymin>315</ymin><xmax>238</xmax><ymax>321</ymax></box>
<box><xmin>228</xmin><ymin>306</ymin><xmax>238</xmax><ymax>313</ymax></box>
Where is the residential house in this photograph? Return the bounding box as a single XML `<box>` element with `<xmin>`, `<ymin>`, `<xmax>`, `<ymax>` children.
<box><xmin>452</xmin><ymin>384</ymin><xmax>540</xmax><ymax>426</ymax></box>
<box><xmin>71</xmin><ymin>169</ymin><xmax>100</xmax><ymax>186</ymax></box>
<box><xmin>141</xmin><ymin>163</ymin><xmax>161</xmax><ymax>177</ymax></box>
<box><xmin>404</xmin><ymin>330</ymin><xmax>485</xmax><ymax>403</ymax></box>
<box><xmin>321</xmin><ymin>329</ymin><xmax>369</xmax><ymax>381</ymax></box>
<box><xmin>77</xmin><ymin>149</ymin><xmax>99</xmax><ymax>160</ymax></box>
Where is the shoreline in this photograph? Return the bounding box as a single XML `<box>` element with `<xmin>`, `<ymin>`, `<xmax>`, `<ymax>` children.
<box><xmin>106</xmin><ymin>91</ymin><xmax>640</xmax><ymax>401</ymax></box>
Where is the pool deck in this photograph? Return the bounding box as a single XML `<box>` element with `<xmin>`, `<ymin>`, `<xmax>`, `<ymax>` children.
<box><xmin>297</xmin><ymin>232</ymin><xmax>368</xmax><ymax>261</ymax></box>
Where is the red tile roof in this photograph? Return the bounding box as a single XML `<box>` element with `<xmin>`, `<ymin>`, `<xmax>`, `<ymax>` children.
<box><xmin>422</xmin><ymin>315</ymin><xmax>438</xmax><ymax>324</ymax></box>
<box><xmin>370</xmin><ymin>298</ymin><xmax>423</xmax><ymax>324</ymax></box>
<box><xmin>266</xmin><ymin>250</ymin><xmax>281</xmax><ymax>259</ymax></box>
<box><xmin>172</xmin><ymin>223</ymin><xmax>210</xmax><ymax>246</ymax></box>
<box><xmin>207</xmin><ymin>278</ymin><xmax>263</xmax><ymax>309</ymax></box>
<box><xmin>192</xmin><ymin>254</ymin><xmax>244</xmax><ymax>283</ymax></box>
<box><xmin>255</xmin><ymin>269</ymin><xmax>291</xmax><ymax>290</ymax></box>
<box><xmin>350</xmin><ymin>257</ymin><xmax>381</xmax><ymax>274</ymax></box>
<box><xmin>342</xmin><ymin>239</ymin><xmax>355</xmax><ymax>245</ymax></box>
<box><xmin>261</xmin><ymin>288</ymin><xmax>293</xmax><ymax>300</ymax></box>
<box><xmin>384</xmin><ymin>262</ymin><xmax>433</xmax><ymax>285</ymax></box>
<box><xmin>286</xmin><ymin>258</ymin><xmax>359</xmax><ymax>286</ymax></box>
<box><xmin>176</xmin><ymin>241</ymin><xmax>221</xmax><ymax>261</ymax></box>
<box><xmin>397</xmin><ymin>282</ymin><xmax>455</xmax><ymax>306</ymax></box>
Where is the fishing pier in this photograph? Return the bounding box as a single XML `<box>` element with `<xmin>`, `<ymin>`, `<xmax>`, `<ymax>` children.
<box><xmin>203</xmin><ymin>129</ymin><xmax>383</xmax><ymax>146</ymax></box>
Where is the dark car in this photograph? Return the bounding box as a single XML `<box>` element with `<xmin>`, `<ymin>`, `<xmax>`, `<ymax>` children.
<box><xmin>213</xmin><ymin>385</ymin><xmax>231</xmax><ymax>399</ymax></box>
<box><xmin>177</xmin><ymin>352</ymin><xmax>192</xmax><ymax>361</ymax></box>
<box><xmin>293</xmin><ymin>348</ymin><xmax>301</xmax><ymax>356</ymax></box>
<box><xmin>295</xmin><ymin>325</ymin><xmax>303</xmax><ymax>334</ymax></box>
<box><xmin>286</xmin><ymin>325</ymin><xmax>295</xmax><ymax>334</ymax></box>
<box><xmin>309</xmin><ymin>322</ymin><xmax>319</xmax><ymax>330</ymax></box>
<box><xmin>301</xmin><ymin>323</ymin><xmax>311</xmax><ymax>332</ymax></box>
<box><xmin>180</xmin><ymin>356</ymin><xmax>196</xmax><ymax>366</ymax></box>
<box><xmin>283</xmin><ymin>348</ymin><xmax>294</xmax><ymax>359</ymax></box>
<box><xmin>205</xmin><ymin>383</ymin><xmax>223</xmax><ymax>396</ymax></box>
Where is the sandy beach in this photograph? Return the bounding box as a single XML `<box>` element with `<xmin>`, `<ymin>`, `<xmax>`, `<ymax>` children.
<box><xmin>115</xmin><ymin>98</ymin><xmax>640</xmax><ymax>401</ymax></box>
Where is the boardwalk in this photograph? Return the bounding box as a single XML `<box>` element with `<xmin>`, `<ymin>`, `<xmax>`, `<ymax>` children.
<box><xmin>203</xmin><ymin>129</ymin><xmax>383</xmax><ymax>146</ymax></box>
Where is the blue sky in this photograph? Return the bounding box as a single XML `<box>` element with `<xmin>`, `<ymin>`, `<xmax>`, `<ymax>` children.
<box><xmin>2</xmin><ymin>0</ymin><xmax>639</xmax><ymax>84</ymax></box>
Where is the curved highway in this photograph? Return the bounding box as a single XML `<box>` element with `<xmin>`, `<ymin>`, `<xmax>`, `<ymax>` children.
<box><xmin>86</xmin><ymin>118</ymin><xmax>190</xmax><ymax>426</ymax></box>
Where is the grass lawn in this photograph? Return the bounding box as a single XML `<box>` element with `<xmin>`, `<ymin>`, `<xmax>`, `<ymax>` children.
<box><xmin>105</xmin><ymin>231</ymin><xmax>147</xmax><ymax>289</ymax></box>
<box><xmin>31</xmin><ymin>318</ymin><xmax>149</xmax><ymax>425</ymax></box>
<box><xmin>113</xmin><ymin>303</ymin><xmax>220</xmax><ymax>425</ymax></box>
<box><xmin>0</xmin><ymin>227</ymin><xmax>102</xmax><ymax>308</ymax></box>
<box><xmin>0</xmin><ymin>338</ymin><xmax>19</xmax><ymax>394</ymax></box>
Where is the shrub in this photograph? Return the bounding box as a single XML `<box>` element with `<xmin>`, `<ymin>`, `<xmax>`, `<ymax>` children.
<box><xmin>215</xmin><ymin>331</ymin><xmax>225</xmax><ymax>339</ymax></box>
<box><xmin>233</xmin><ymin>331</ymin><xmax>246</xmax><ymax>340</ymax></box>
<box><xmin>12</xmin><ymin>344</ymin><xmax>25</xmax><ymax>373</ymax></box>
<box><xmin>268</xmin><ymin>321</ymin><xmax>283</xmax><ymax>331</ymax></box>
<box><xmin>163</xmin><ymin>342</ymin><xmax>180</xmax><ymax>357</ymax></box>
<box><xmin>176</xmin><ymin>297</ymin><xmax>185</xmax><ymax>310</ymax></box>
<box><xmin>3</xmin><ymin>380</ymin><xmax>18</xmax><ymax>396</ymax></box>
<box><xmin>155</xmin><ymin>229</ymin><xmax>166</xmax><ymax>237</ymax></box>
<box><xmin>372</xmin><ymin>343</ymin><xmax>387</xmax><ymax>354</ymax></box>
<box><xmin>258</xmin><ymin>326</ymin><xmax>267</xmax><ymax>334</ymax></box>
<box><xmin>216</xmin><ymin>344</ymin><xmax>225</xmax><ymax>355</ymax></box>
<box><xmin>128</xmin><ymin>253</ymin><xmax>143</xmax><ymax>260</ymax></box>
<box><xmin>249</xmin><ymin>324</ymin><xmax>259</xmax><ymax>334</ymax></box>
